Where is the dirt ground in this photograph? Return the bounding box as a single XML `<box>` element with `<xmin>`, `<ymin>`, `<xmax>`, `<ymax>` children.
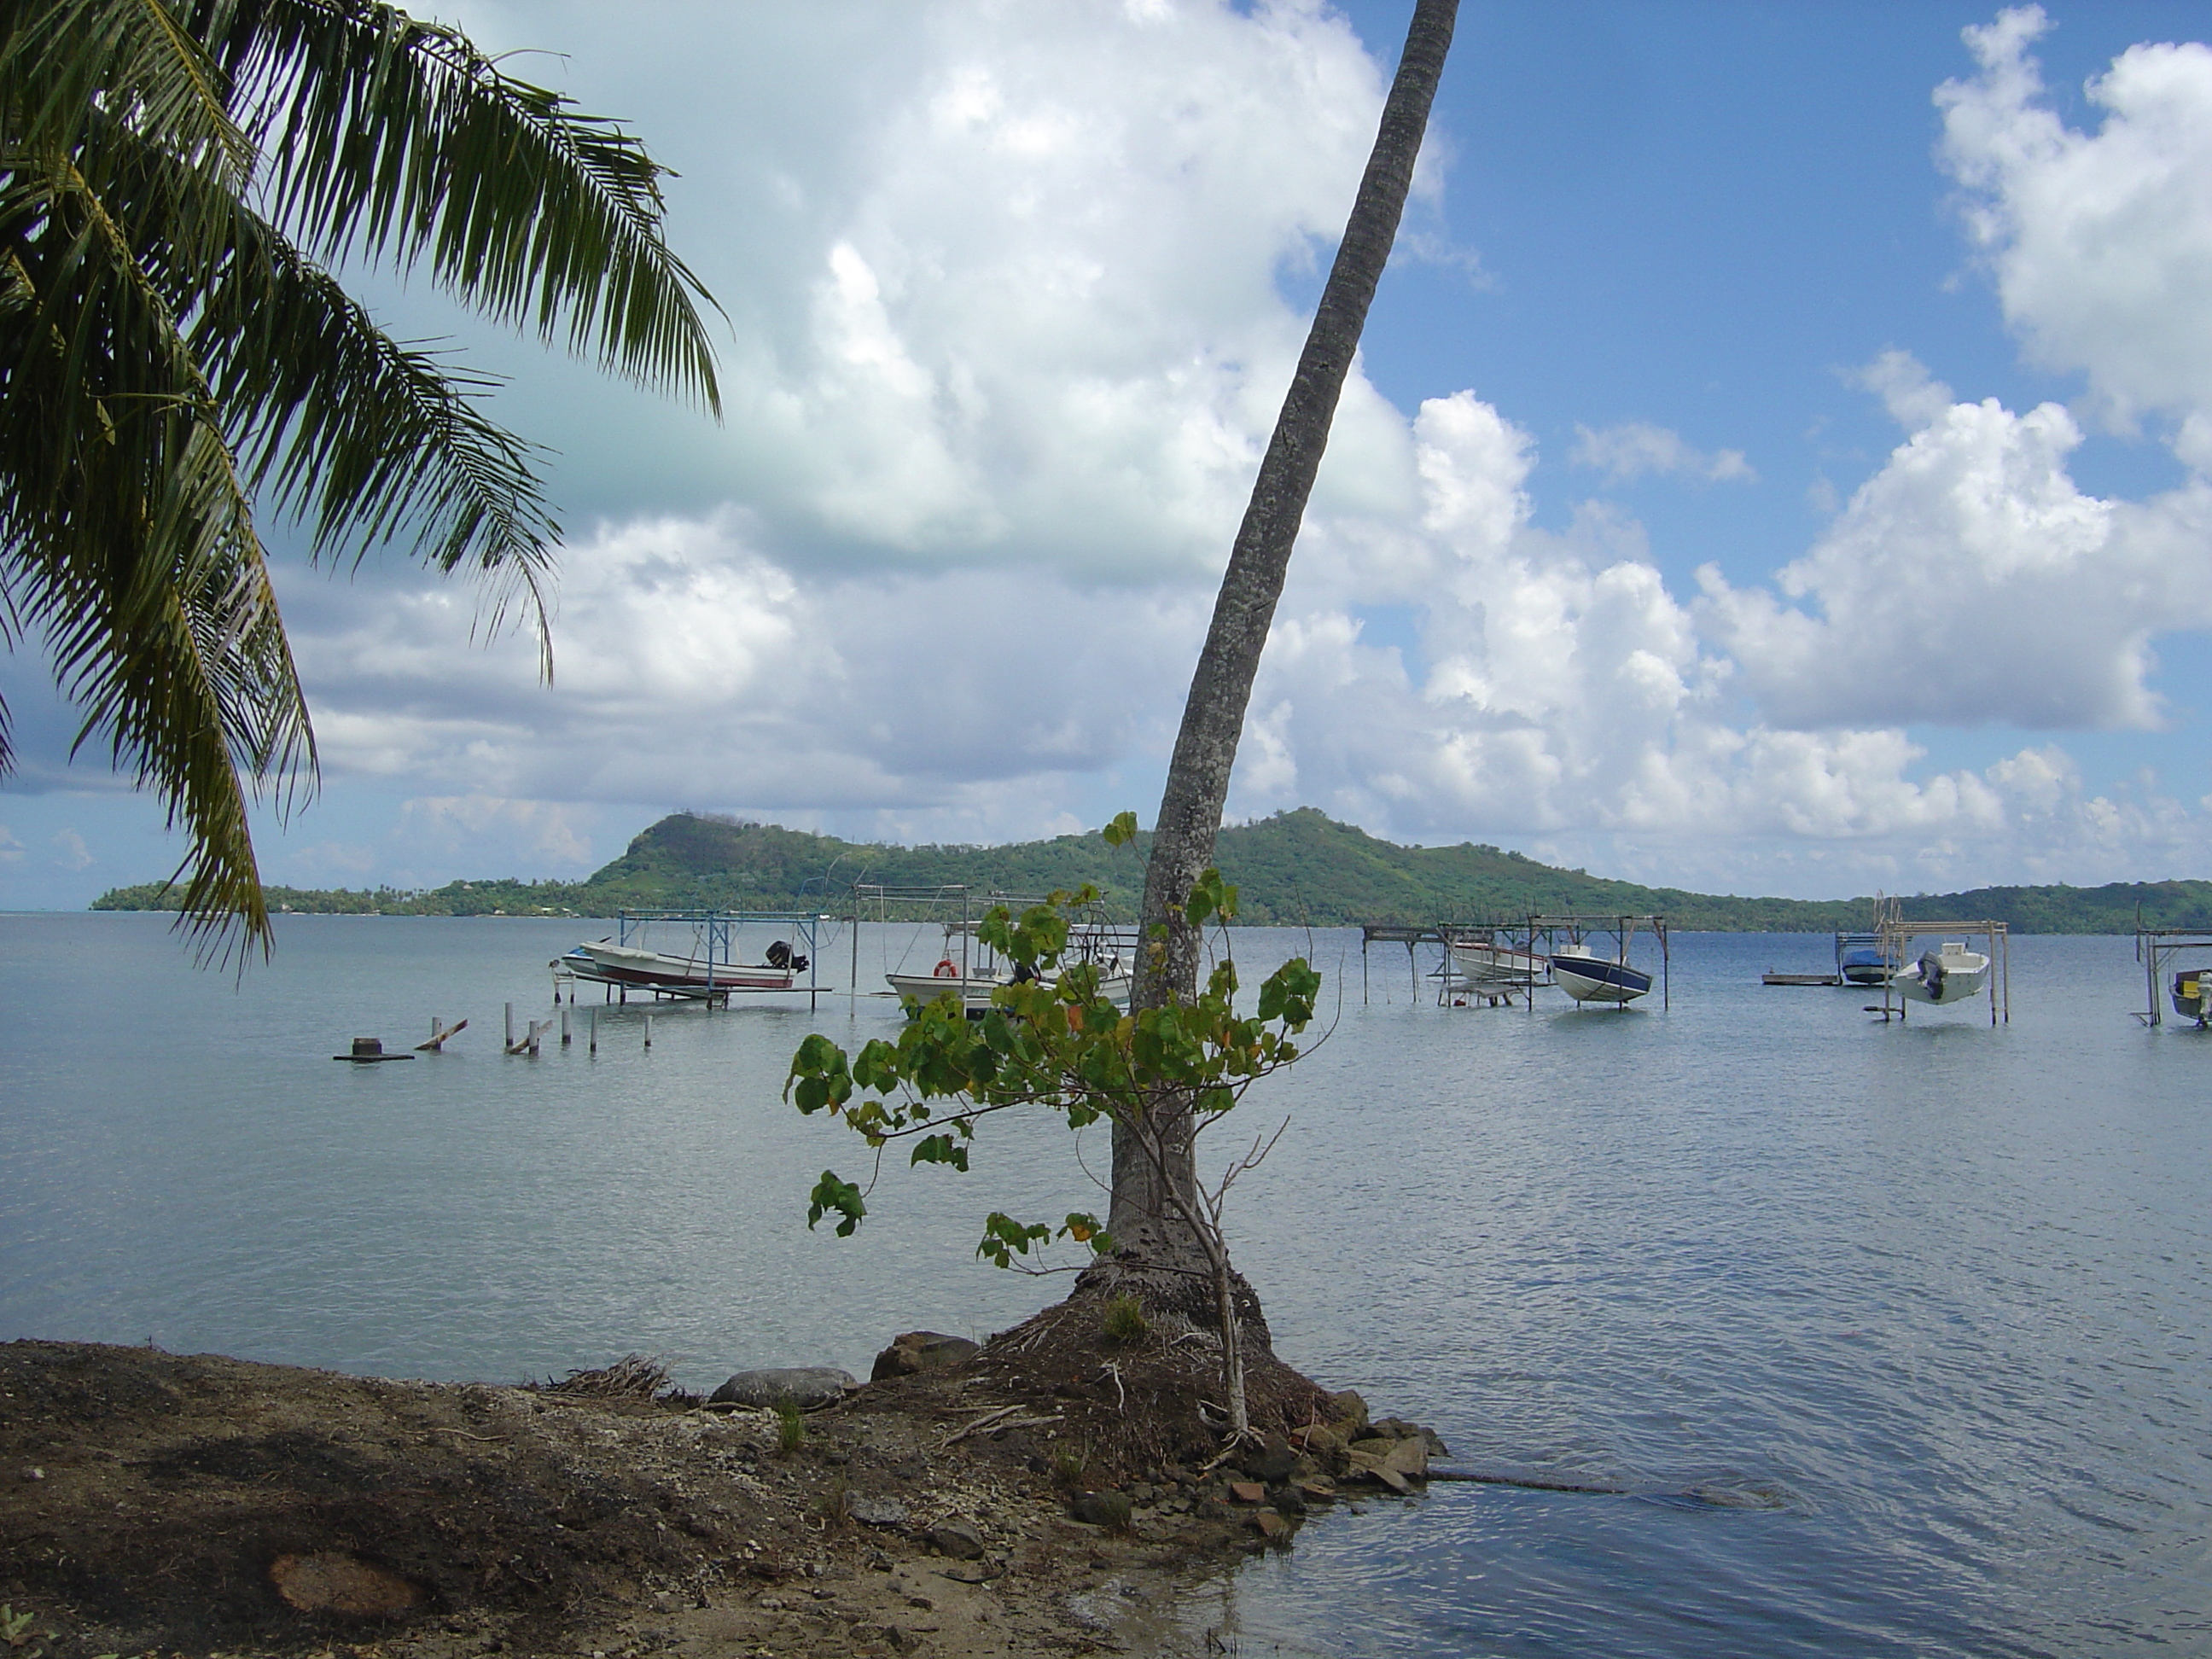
<box><xmin>0</xmin><ymin>1308</ymin><xmax>1440</xmax><ymax>1659</ymax></box>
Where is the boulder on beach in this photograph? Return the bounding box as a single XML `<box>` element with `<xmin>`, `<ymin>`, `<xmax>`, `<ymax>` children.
<box><xmin>870</xmin><ymin>1330</ymin><xmax>981</xmax><ymax>1380</ymax></box>
<box><xmin>707</xmin><ymin>1366</ymin><xmax>855</xmax><ymax>1409</ymax></box>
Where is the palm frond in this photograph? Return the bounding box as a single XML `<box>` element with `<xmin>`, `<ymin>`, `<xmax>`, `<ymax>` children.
<box><xmin>191</xmin><ymin>0</ymin><xmax>722</xmax><ymax>412</ymax></box>
<box><xmin>2</xmin><ymin>0</ymin><xmax>722</xmax><ymax>952</ymax></box>
<box><xmin>0</xmin><ymin>145</ymin><xmax>311</xmax><ymax>957</ymax></box>
<box><xmin>86</xmin><ymin>119</ymin><xmax>563</xmax><ymax>667</ymax></box>
<box><xmin>2</xmin><ymin>0</ymin><xmax>250</xmax><ymax>186</ymax></box>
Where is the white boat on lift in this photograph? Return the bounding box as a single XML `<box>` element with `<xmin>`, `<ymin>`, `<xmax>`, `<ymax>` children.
<box><xmin>1448</xmin><ymin>937</ymin><xmax>1548</xmax><ymax>986</ymax></box>
<box><xmin>1889</xmin><ymin>941</ymin><xmax>1991</xmax><ymax>1007</ymax></box>
<box><xmin>888</xmin><ymin>923</ymin><xmax>1131</xmax><ymax>1016</ymax></box>
<box><xmin>559</xmin><ymin>937</ymin><xmax>805</xmax><ymax>994</ymax></box>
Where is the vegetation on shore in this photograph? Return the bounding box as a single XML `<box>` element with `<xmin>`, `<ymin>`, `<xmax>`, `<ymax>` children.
<box><xmin>90</xmin><ymin>806</ymin><xmax>2212</xmax><ymax>933</ymax></box>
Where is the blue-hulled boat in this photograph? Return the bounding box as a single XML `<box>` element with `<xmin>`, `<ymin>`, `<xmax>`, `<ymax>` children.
<box><xmin>1834</xmin><ymin>931</ymin><xmax>1891</xmax><ymax>986</ymax></box>
<box><xmin>1550</xmin><ymin>945</ymin><xmax>1654</xmax><ymax>1004</ymax></box>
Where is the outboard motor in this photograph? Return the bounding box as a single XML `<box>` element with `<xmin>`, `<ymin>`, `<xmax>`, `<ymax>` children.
<box><xmin>767</xmin><ymin>940</ymin><xmax>808</xmax><ymax>971</ymax></box>
<box><xmin>1918</xmin><ymin>950</ymin><xmax>1945</xmax><ymax>1002</ymax></box>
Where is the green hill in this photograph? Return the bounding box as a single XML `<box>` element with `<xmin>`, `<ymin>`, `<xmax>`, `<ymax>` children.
<box><xmin>90</xmin><ymin>807</ymin><xmax>2212</xmax><ymax>933</ymax></box>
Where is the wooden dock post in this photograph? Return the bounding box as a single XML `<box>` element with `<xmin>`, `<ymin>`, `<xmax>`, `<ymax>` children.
<box><xmin>415</xmin><ymin>1016</ymin><xmax>467</xmax><ymax>1052</ymax></box>
<box><xmin>504</xmin><ymin>1002</ymin><xmax>515</xmax><ymax>1050</ymax></box>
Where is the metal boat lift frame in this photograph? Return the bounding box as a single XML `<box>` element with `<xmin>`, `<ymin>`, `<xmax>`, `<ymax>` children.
<box><xmin>1871</xmin><ymin>919</ymin><xmax>2009</xmax><ymax>1025</ymax></box>
<box><xmin>1358</xmin><ymin>923</ymin><xmax>1437</xmax><ymax>1004</ymax></box>
<box><xmin>1356</xmin><ymin>923</ymin><xmax>1552</xmax><ymax>1007</ymax></box>
<box><xmin>2133</xmin><ymin>923</ymin><xmax>2212</xmax><ymax>1027</ymax></box>
<box><xmin>1438</xmin><ymin>922</ymin><xmax>1550</xmax><ymax>1007</ymax></box>
<box><xmin>563</xmin><ymin>908</ymin><xmax>830</xmax><ymax>1009</ymax></box>
<box><xmin>1525</xmin><ymin>914</ymin><xmax>1670</xmax><ymax>1010</ymax></box>
<box><xmin>847</xmin><ymin>883</ymin><xmax>1136</xmax><ymax>1010</ymax></box>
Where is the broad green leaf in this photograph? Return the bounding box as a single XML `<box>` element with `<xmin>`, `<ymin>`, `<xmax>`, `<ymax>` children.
<box><xmin>805</xmin><ymin>1171</ymin><xmax>867</xmax><ymax>1237</ymax></box>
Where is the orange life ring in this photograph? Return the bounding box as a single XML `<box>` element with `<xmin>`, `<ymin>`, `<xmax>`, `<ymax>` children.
<box><xmin>933</xmin><ymin>958</ymin><xmax>960</xmax><ymax>979</ymax></box>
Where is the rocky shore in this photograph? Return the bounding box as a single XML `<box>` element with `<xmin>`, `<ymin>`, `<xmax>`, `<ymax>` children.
<box><xmin>0</xmin><ymin>1310</ymin><xmax>1445</xmax><ymax>1659</ymax></box>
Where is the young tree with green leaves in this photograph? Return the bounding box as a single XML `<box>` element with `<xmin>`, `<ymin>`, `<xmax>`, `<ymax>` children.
<box><xmin>0</xmin><ymin>0</ymin><xmax>719</xmax><ymax>954</ymax></box>
<box><xmin>787</xmin><ymin>816</ymin><xmax>1321</xmax><ymax>1438</ymax></box>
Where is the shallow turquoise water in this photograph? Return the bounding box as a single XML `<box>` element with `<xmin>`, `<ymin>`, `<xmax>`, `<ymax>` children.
<box><xmin>3</xmin><ymin>914</ymin><xmax>2206</xmax><ymax>1656</ymax></box>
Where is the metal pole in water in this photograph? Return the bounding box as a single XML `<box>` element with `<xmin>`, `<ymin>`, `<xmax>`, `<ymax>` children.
<box><xmin>504</xmin><ymin>1002</ymin><xmax>515</xmax><ymax>1049</ymax></box>
<box><xmin>644</xmin><ymin>1012</ymin><xmax>654</xmax><ymax>1050</ymax></box>
<box><xmin>561</xmin><ymin>1005</ymin><xmax>572</xmax><ymax>1046</ymax></box>
<box><xmin>589</xmin><ymin>1008</ymin><xmax>598</xmax><ymax>1054</ymax></box>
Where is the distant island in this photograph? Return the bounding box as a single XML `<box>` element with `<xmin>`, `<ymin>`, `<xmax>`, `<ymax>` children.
<box><xmin>91</xmin><ymin>806</ymin><xmax>2212</xmax><ymax>933</ymax></box>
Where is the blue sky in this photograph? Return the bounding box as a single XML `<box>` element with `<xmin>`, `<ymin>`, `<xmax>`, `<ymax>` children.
<box><xmin>9</xmin><ymin>0</ymin><xmax>2212</xmax><ymax>908</ymax></box>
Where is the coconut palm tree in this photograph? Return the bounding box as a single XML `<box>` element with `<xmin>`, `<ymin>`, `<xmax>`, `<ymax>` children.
<box><xmin>1106</xmin><ymin>0</ymin><xmax>1458</xmax><ymax>1274</ymax></box>
<box><xmin>0</xmin><ymin>0</ymin><xmax>719</xmax><ymax>952</ymax></box>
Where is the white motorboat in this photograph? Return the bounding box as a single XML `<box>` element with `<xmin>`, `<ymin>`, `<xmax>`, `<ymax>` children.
<box><xmin>1448</xmin><ymin>938</ymin><xmax>1548</xmax><ymax>985</ymax></box>
<box><xmin>1550</xmin><ymin>944</ymin><xmax>1654</xmax><ymax>1005</ymax></box>
<box><xmin>888</xmin><ymin>920</ymin><xmax>1131</xmax><ymax>1016</ymax></box>
<box><xmin>888</xmin><ymin>957</ymin><xmax>1132</xmax><ymax>1016</ymax></box>
<box><xmin>558</xmin><ymin>938</ymin><xmax>802</xmax><ymax>994</ymax></box>
<box><xmin>1889</xmin><ymin>941</ymin><xmax>1990</xmax><ymax>1007</ymax></box>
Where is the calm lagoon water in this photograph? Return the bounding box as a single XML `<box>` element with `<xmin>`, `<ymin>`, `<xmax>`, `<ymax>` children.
<box><xmin>3</xmin><ymin>912</ymin><xmax>2207</xmax><ymax>1656</ymax></box>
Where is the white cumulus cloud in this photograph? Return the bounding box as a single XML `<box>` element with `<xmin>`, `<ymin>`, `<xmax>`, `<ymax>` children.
<box><xmin>1940</xmin><ymin>5</ymin><xmax>2212</xmax><ymax>440</ymax></box>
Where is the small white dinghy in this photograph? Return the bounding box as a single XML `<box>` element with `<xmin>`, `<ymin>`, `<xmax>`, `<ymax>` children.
<box><xmin>1889</xmin><ymin>941</ymin><xmax>1991</xmax><ymax>1008</ymax></box>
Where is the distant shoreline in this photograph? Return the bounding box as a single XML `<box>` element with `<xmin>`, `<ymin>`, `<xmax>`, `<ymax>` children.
<box><xmin>85</xmin><ymin>806</ymin><xmax>2212</xmax><ymax>934</ymax></box>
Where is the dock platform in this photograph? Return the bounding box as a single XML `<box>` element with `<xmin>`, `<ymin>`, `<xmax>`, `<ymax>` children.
<box><xmin>1763</xmin><ymin>971</ymin><xmax>1842</xmax><ymax>987</ymax></box>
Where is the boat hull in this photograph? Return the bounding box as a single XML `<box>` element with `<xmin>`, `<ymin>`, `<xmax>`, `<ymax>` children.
<box><xmin>2172</xmin><ymin>972</ymin><xmax>2203</xmax><ymax>1021</ymax></box>
<box><xmin>561</xmin><ymin>942</ymin><xmax>795</xmax><ymax>994</ymax></box>
<box><xmin>1551</xmin><ymin>951</ymin><xmax>1653</xmax><ymax>1004</ymax></box>
<box><xmin>1889</xmin><ymin>947</ymin><xmax>1990</xmax><ymax>1006</ymax></box>
<box><xmin>887</xmin><ymin>969</ymin><xmax>1132</xmax><ymax>1016</ymax></box>
<box><xmin>1449</xmin><ymin>942</ymin><xmax>1547</xmax><ymax>984</ymax></box>
<box><xmin>1837</xmin><ymin>946</ymin><xmax>1891</xmax><ymax>987</ymax></box>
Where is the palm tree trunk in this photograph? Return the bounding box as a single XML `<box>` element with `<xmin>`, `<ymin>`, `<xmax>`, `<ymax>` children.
<box><xmin>1108</xmin><ymin>0</ymin><xmax>1458</xmax><ymax>1264</ymax></box>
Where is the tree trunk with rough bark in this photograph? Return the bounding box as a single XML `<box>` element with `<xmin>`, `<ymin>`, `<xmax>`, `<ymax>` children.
<box><xmin>1097</xmin><ymin>0</ymin><xmax>1458</xmax><ymax>1307</ymax></box>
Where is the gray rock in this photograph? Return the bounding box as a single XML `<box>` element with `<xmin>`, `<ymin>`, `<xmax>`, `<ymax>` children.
<box><xmin>927</xmin><ymin>1521</ymin><xmax>987</xmax><ymax>1560</ymax></box>
<box><xmin>847</xmin><ymin>1495</ymin><xmax>910</xmax><ymax>1528</ymax></box>
<box><xmin>707</xmin><ymin>1367</ymin><xmax>855</xmax><ymax>1409</ymax></box>
<box><xmin>870</xmin><ymin>1330</ymin><xmax>982</xmax><ymax>1380</ymax></box>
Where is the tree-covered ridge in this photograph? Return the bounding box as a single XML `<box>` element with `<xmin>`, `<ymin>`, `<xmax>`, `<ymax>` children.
<box><xmin>90</xmin><ymin>806</ymin><xmax>2212</xmax><ymax>932</ymax></box>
